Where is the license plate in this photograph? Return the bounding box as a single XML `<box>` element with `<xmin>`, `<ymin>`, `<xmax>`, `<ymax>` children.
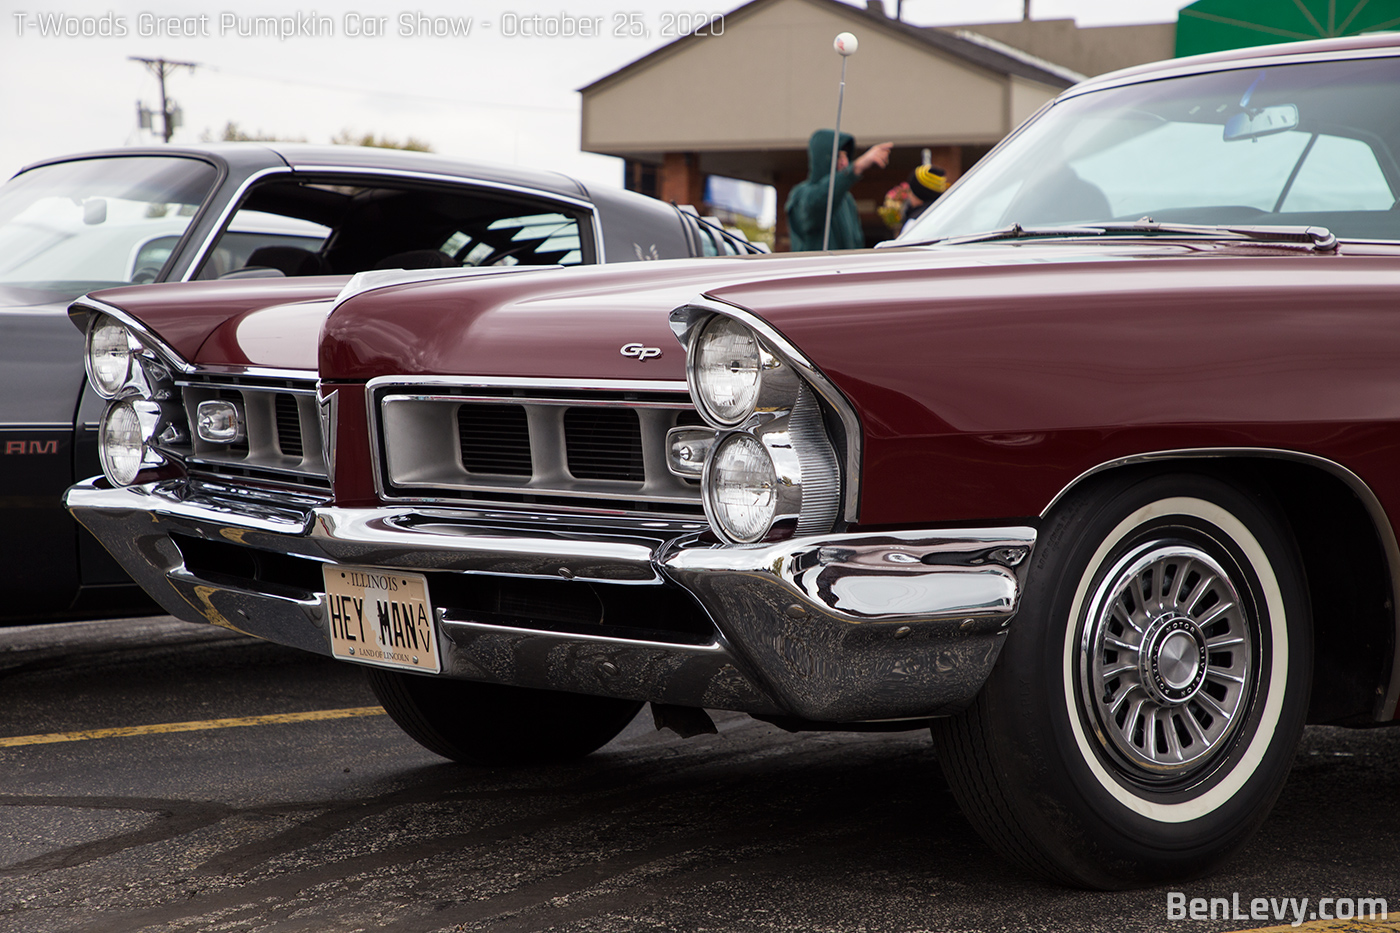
<box><xmin>324</xmin><ymin>565</ymin><xmax>441</xmax><ymax>673</ymax></box>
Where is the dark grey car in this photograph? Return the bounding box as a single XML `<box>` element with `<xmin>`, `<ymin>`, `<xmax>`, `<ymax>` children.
<box><xmin>1</xmin><ymin>143</ymin><xmax>755</xmax><ymax>621</ymax></box>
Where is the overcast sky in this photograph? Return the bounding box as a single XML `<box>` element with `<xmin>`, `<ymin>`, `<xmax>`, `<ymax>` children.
<box><xmin>0</xmin><ymin>0</ymin><xmax>1196</xmax><ymax>187</ymax></box>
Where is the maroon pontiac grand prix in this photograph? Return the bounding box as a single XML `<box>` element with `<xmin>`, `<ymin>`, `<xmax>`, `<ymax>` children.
<box><xmin>65</xmin><ymin>35</ymin><xmax>1400</xmax><ymax>886</ymax></box>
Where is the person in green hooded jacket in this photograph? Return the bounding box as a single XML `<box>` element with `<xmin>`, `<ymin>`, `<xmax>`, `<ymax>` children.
<box><xmin>785</xmin><ymin>129</ymin><xmax>893</xmax><ymax>251</ymax></box>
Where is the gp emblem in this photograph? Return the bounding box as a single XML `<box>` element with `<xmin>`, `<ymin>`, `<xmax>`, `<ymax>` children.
<box><xmin>620</xmin><ymin>342</ymin><xmax>662</xmax><ymax>361</ymax></box>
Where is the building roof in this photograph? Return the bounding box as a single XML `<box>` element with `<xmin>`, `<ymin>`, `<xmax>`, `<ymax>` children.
<box><xmin>579</xmin><ymin>0</ymin><xmax>1078</xmax><ymax>95</ymax></box>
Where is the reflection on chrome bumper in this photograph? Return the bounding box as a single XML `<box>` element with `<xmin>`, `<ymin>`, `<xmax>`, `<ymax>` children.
<box><xmin>66</xmin><ymin>478</ymin><xmax>1035</xmax><ymax>722</ymax></box>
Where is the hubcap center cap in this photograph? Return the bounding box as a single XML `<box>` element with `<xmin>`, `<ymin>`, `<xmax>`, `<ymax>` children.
<box><xmin>1139</xmin><ymin>614</ymin><xmax>1209</xmax><ymax>705</ymax></box>
<box><xmin>1157</xmin><ymin>631</ymin><xmax>1200</xmax><ymax>689</ymax></box>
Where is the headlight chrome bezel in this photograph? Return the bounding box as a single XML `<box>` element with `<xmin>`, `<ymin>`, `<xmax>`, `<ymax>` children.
<box><xmin>686</xmin><ymin>313</ymin><xmax>802</xmax><ymax>428</ymax></box>
<box><xmin>86</xmin><ymin>317</ymin><xmax>141</xmax><ymax>399</ymax></box>
<box><xmin>78</xmin><ymin>305</ymin><xmax>189</xmax><ymax>487</ymax></box>
<box><xmin>84</xmin><ymin>312</ymin><xmax>176</xmax><ymax>401</ymax></box>
<box><xmin>675</xmin><ymin>304</ymin><xmax>848</xmax><ymax>545</ymax></box>
<box><xmin>99</xmin><ymin>397</ymin><xmax>170</xmax><ymax>486</ymax></box>
<box><xmin>702</xmin><ymin>432</ymin><xmax>780</xmax><ymax>544</ymax></box>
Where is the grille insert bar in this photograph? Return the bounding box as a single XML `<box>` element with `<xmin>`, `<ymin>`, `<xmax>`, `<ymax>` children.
<box><xmin>377</xmin><ymin>387</ymin><xmax>705</xmax><ymax>514</ymax></box>
<box><xmin>176</xmin><ymin>378</ymin><xmax>328</xmax><ymax>488</ymax></box>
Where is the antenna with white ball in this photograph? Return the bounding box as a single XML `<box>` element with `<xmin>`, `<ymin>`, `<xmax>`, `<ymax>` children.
<box><xmin>822</xmin><ymin>31</ymin><xmax>858</xmax><ymax>251</ymax></box>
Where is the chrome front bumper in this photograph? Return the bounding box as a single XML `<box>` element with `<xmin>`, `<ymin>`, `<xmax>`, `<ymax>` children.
<box><xmin>66</xmin><ymin>478</ymin><xmax>1035</xmax><ymax>722</ymax></box>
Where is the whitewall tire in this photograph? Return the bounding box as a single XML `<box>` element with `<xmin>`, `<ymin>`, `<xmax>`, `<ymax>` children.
<box><xmin>932</xmin><ymin>472</ymin><xmax>1311</xmax><ymax>888</ymax></box>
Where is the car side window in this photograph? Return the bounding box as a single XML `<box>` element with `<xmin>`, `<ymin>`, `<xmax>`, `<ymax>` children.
<box><xmin>196</xmin><ymin>210</ymin><xmax>330</xmax><ymax>279</ymax></box>
<box><xmin>681</xmin><ymin>211</ymin><xmax>753</xmax><ymax>256</ymax></box>
<box><xmin>195</xmin><ymin>179</ymin><xmax>593</xmax><ymax>280</ymax></box>
<box><xmin>443</xmin><ymin>211</ymin><xmax>584</xmax><ymax>267</ymax></box>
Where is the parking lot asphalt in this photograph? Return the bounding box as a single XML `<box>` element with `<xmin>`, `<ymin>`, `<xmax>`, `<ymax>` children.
<box><xmin>2</xmin><ymin>618</ymin><xmax>1400</xmax><ymax>933</ymax></box>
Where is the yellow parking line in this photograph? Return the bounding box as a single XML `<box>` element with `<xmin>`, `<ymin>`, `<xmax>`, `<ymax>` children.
<box><xmin>0</xmin><ymin>706</ymin><xmax>386</xmax><ymax>748</ymax></box>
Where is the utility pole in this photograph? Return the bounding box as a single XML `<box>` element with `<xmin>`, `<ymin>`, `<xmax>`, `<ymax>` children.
<box><xmin>130</xmin><ymin>56</ymin><xmax>197</xmax><ymax>143</ymax></box>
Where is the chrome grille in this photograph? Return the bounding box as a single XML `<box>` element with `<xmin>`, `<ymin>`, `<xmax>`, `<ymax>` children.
<box><xmin>177</xmin><ymin>376</ymin><xmax>329</xmax><ymax>489</ymax></box>
<box><xmin>458</xmin><ymin>403</ymin><xmax>532</xmax><ymax>476</ymax></box>
<box><xmin>564</xmin><ymin>407</ymin><xmax>643</xmax><ymax>481</ymax></box>
<box><xmin>275</xmin><ymin>394</ymin><xmax>304</xmax><ymax>457</ymax></box>
<box><xmin>375</xmin><ymin>379</ymin><xmax>704</xmax><ymax>515</ymax></box>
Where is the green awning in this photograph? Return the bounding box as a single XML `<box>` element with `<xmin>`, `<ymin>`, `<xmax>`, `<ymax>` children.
<box><xmin>1177</xmin><ymin>0</ymin><xmax>1400</xmax><ymax>56</ymax></box>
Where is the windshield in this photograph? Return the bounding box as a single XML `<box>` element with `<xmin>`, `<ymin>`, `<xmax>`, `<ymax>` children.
<box><xmin>0</xmin><ymin>156</ymin><xmax>219</xmax><ymax>298</ymax></box>
<box><xmin>900</xmin><ymin>57</ymin><xmax>1400</xmax><ymax>243</ymax></box>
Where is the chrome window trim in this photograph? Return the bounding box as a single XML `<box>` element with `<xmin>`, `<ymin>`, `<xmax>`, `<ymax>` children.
<box><xmin>179</xmin><ymin>166</ymin><xmax>288</xmax><ymax>283</ymax></box>
<box><xmin>1042</xmin><ymin>446</ymin><xmax>1400</xmax><ymax>722</ymax></box>
<box><xmin>181</xmin><ymin>165</ymin><xmax>605</xmax><ymax>282</ymax></box>
<box><xmin>669</xmin><ymin>297</ymin><xmax>863</xmax><ymax>524</ymax></box>
<box><xmin>1061</xmin><ymin>46</ymin><xmax>1400</xmax><ymax>101</ymax></box>
<box><xmin>288</xmin><ymin>165</ymin><xmax>597</xmax><ymax>212</ymax></box>
<box><xmin>366</xmin><ymin>375</ymin><xmax>698</xmax><ymax>512</ymax></box>
<box><xmin>70</xmin><ymin>297</ymin><xmax>196</xmax><ymax>374</ymax></box>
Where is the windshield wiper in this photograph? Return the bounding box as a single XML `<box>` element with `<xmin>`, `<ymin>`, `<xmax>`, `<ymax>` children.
<box><xmin>893</xmin><ymin>221</ymin><xmax>1338</xmax><ymax>252</ymax></box>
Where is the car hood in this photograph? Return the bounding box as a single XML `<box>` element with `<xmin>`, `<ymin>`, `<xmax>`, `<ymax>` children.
<box><xmin>320</xmin><ymin>240</ymin><xmax>1376</xmax><ymax>383</ymax></box>
<box><xmin>84</xmin><ymin>276</ymin><xmax>351</xmax><ymax>370</ymax></box>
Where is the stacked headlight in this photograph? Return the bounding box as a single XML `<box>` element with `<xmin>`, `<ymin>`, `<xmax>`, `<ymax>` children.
<box><xmin>86</xmin><ymin>318</ymin><xmax>141</xmax><ymax>398</ymax></box>
<box><xmin>689</xmin><ymin>316</ymin><xmax>764</xmax><ymax>425</ymax></box>
<box><xmin>99</xmin><ymin>399</ymin><xmax>159</xmax><ymax>486</ymax></box>
<box><xmin>84</xmin><ymin>313</ymin><xmax>180</xmax><ymax>486</ymax></box>
<box><xmin>707</xmin><ymin>433</ymin><xmax>779</xmax><ymax>543</ymax></box>
<box><xmin>676</xmin><ymin>308</ymin><xmax>842</xmax><ymax>546</ymax></box>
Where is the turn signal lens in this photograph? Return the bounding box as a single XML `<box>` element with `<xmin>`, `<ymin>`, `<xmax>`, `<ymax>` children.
<box><xmin>196</xmin><ymin>399</ymin><xmax>244</xmax><ymax>443</ymax></box>
<box><xmin>705</xmin><ymin>432</ymin><xmax>777</xmax><ymax>543</ymax></box>
<box><xmin>691</xmin><ymin>316</ymin><xmax>763</xmax><ymax>426</ymax></box>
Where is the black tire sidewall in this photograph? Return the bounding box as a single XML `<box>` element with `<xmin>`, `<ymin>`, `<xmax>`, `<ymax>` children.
<box><xmin>985</xmin><ymin>472</ymin><xmax>1311</xmax><ymax>884</ymax></box>
<box><xmin>368</xmin><ymin>669</ymin><xmax>644</xmax><ymax>766</ymax></box>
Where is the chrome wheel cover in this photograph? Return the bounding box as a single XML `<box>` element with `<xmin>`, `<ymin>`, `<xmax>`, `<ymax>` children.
<box><xmin>1080</xmin><ymin>542</ymin><xmax>1254</xmax><ymax>780</ymax></box>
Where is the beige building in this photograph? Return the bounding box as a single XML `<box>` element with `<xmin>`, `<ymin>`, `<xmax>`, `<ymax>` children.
<box><xmin>579</xmin><ymin>0</ymin><xmax>1175</xmax><ymax>249</ymax></box>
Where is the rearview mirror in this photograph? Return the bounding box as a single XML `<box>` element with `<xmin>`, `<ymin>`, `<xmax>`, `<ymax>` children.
<box><xmin>1223</xmin><ymin>105</ymin><xmax>1299</xmax><ymax>141</ymax></box>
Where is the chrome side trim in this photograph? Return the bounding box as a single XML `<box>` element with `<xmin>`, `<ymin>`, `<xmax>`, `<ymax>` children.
<box><xmin>179</xmin><ymin>366</ymin><xmax>318</xmax><ymax>382</ymax></box>
<box><xmin>176</xmin><ymin>378</ymin><xmax>317</xmax><ymax>394</ymax></box>
<box><xmin>365</xmin><ymin>375</ymin><xmax>689</xmax><ymax>393</ymax></box>
<box><xmin>670</xmin><ymin>297</ymin><xmax>864</xmax><ymax>523</ymax></box>
<box><xmin>1041</xmin><ymin>446</ymin><xmax>1400</xmax><ymax>721</ymax></box>
<box><xmin>69</xmin><ymin>297</ymin><xmax>196</xmax><ymax>374</ymax></box>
